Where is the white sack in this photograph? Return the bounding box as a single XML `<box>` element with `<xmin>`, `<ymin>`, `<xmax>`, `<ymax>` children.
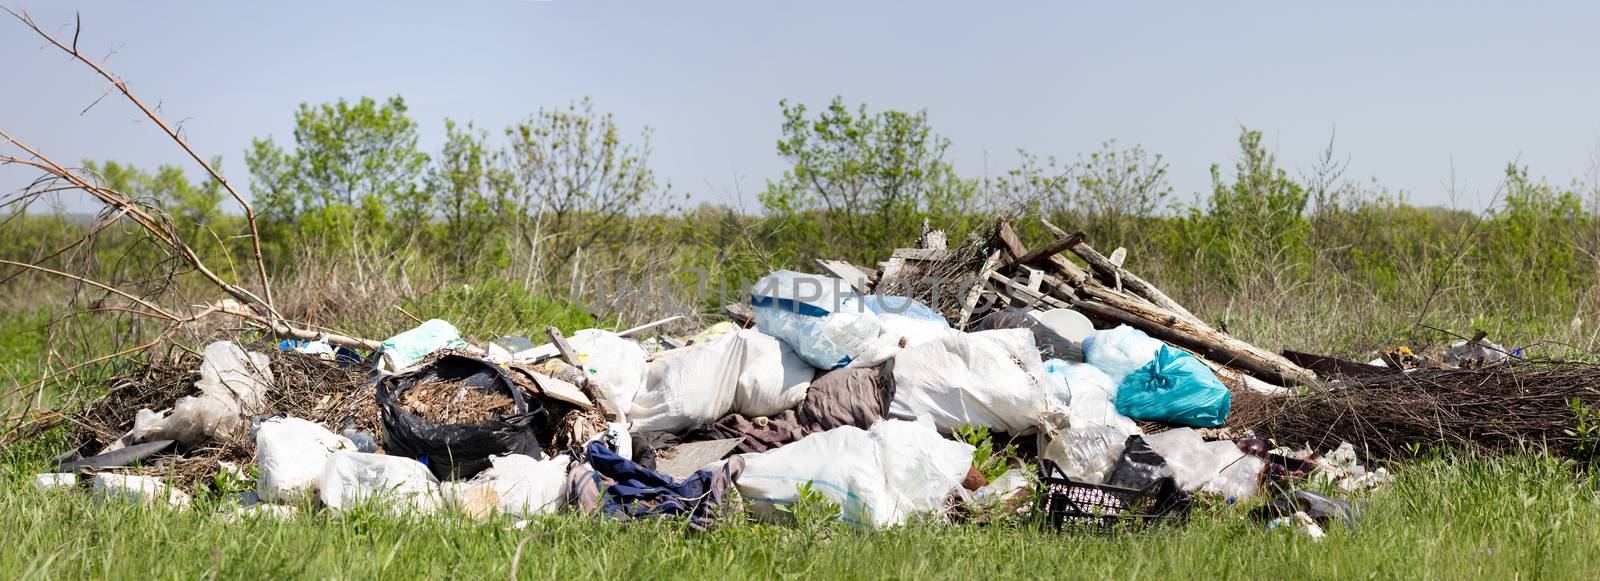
<box><xmin>628</xmin><ymin>332</ymin><xmax>747</xmax><ymax>433</ymax></box>
<box><xmin>888</xmin><ymin>329</ymin><xmax>1052</xmax><ymax>434</ymax></box>
<box><xmin>750</xmin><ymin>270</ymin><xmax>882</xmax><ymax>369</ymax></box>
<box><xmin>733</xmin><ymin>329</ymin><xmax>815</xmax><ymax>417</ymax></box>
<box><xmin>92</xmin><ymin>474</ymin><xmax>191</xmax><ymax>508</ymax></box>
<box><xmin>442</xmin><ymin>454</ymin><xmax>571</xmax><ymax>518</ymax></box>
<box><xmin>1082</xmin><ymin>325</ymin><xmax>1165</xmax><ymax>384</ymax></box>
<box><xmin>319</xmin><ymin>451</ymin><xmax>440</xmax><ymax>514</ymax></box>
<box><xmin>131</xmin><ymin>341</ymin><xmax>273</xmax><ymax>445</ymax></box>
<box><xmin>255</xmin><ymin>417</ymin><xmax>357</xmax><ymax>503</ymax></box>
<box><xmin>871</xmin><ymin>417</ymin><xmax>976</xmax><ymax>524</ymax></box>
<box><xmin>847</xmin><ymin>313</ymin><xmax>958</xmax><ymax>369</ymax></box>
<box><xmin>736</xmin><ymin>418</ymin><xmax>974</xmax><ymax>529</ymax></box>
<box><xmin>568</xmin><ymin>329</ymin><xmax>649</xmax><ymax>415</ymax></box>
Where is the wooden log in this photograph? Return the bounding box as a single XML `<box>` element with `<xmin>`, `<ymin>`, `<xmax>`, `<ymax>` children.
<box><xmin>1070</xmin><ymin>299</ymin><xmax>1312</xmax><ymax>386</ymax></box>
<box><xmin>1040</xmin><ymin>220</ymin><xmax>1198</xmax><ymax>322</ymax></box>
<box><xmin>1066</xmin><ymin>284</ymin><xmax>1315</xmax><ymax>385</ymax></box>
<box><xmin>997</xmin><ymin>221</ymin><xmax>1093</xmax><ymax>286</ymax></box>
<box><xmin>1008</xmin><ymin>231</ymin><xmax>1086</xmax><ymax>269</ymax></box>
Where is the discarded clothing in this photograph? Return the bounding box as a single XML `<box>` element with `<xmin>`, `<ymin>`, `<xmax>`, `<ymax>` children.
<box><xmin>572</xmin><ymin>441</ymin><xmax>741</xmax><ymax>529</ymax></box>
<box><xmin>793</xmin><ymin>366</ymin><xmax>890</xmax><ymax>433</ymax></box>
<box><xmin>686</xmin><ymin>411</ymin><xmax>808</xmax><ymax>454</ymax></box>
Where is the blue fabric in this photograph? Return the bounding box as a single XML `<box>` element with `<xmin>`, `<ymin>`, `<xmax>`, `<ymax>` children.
<box><xmin>1114</xmin><ymin>345</ymin><xmax>1232</xmax><ymax>427</ymax></box>
<box><xmin>582</xmin><ymin>441</ymin><xmax>728</xmax><ymax>524</ymax></box>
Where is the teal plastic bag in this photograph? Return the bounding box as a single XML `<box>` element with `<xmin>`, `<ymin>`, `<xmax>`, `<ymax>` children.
<box><xmin>1114</xmin><ymin>345</ymin><xmax>1231</xmax><ymax>427</ymax></box>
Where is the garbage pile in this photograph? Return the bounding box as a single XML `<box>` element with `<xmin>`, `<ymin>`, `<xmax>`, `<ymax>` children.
<box><xmin>37</xmin><ymin>221</ymin><xmax>1410</xmax><ymax>534</ymax></box>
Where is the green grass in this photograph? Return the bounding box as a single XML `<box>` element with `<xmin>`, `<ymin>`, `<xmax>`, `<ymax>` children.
<box><xmin>0</xmin><ymin>452</ymin><xmax>1597</xmax><ymax>579</ymax></box>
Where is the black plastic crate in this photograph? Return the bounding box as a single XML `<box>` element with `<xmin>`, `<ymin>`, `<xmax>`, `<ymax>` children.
<box><xmin>1036</xmin><ymin>460</ymin><xmax>1192</xmax><ymax>533</ymax></box>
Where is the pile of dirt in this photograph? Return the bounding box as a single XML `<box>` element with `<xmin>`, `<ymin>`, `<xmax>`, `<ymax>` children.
<box><xmin>398</xmin><ymin>380</ymin><xmax>514</xmax><ymax>425</ymax></box>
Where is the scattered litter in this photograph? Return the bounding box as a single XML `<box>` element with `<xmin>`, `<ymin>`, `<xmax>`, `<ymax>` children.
<box><xmin>92</xmin><ymin>474</ymin><xmax>192</xmax><ymax>509</ymax></box>
<box><xmin>58</xmin><ymin>439</ymin><xmax>175</xmax><ymax>472</ymax></box>
<box><xmin>129</xmin><ymin>341</ymin><xmax>273</xmax><ymax>446</ymax></box>
<box><xmin>34</xmin><ymin>473</ymin><xmax>75</xmax><ymax>490</ymax></box>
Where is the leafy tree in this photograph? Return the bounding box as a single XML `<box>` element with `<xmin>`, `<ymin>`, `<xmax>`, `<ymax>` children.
<box><xmin>501</xmin><ymin>98</ymin><xmax>668</xmax><ymax>282</ymax></box>
<box><xmin>992</xmin><ymin>141</ymin><xmax>1171</xmax><ymax>248</ymax></box>
<box><xmin>1199</xmin><ymin>127</ymin><xmax>1311</xmax><ymax>283</ymax></box>
<box><xmin>245</xmin><ymin>96</ymin><xmax>429</xmax><ymax>243</ymax></box>
<box><xmin>427</xmin><ymin>119</ymin><xmax>509</xmax><ymax>269</ymax></box>
<box><xmin>761</xmin><ymin>97</ymin><xmax>975</xmax><ymax>264</ymax></box>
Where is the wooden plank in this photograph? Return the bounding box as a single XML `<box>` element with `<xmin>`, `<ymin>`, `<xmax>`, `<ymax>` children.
<box><xmin>618</xmin><ymin>315</ymin><xmax>683</xmax><ymax>338</ymax></box>
<box><xmin>957</xmin><ymin>250</ymin><xmax>1004</xmax><ymax>328</ymax></box>
<box><xmin>1041</xmin><ymin>219</ymin><xmax>1197</xmax><ymax>322</ymax></box>
<box><xmin>815</xmin><ymin>259</ymin><xmax>878</xmax><ymax>294</ymax></box>
<box><xmin>1007</xmin><ymin>231</ymin><xmax>1086</xmax><ymax>269</ymax></box>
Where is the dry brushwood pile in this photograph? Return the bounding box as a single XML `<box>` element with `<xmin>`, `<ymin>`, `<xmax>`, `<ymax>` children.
<box><xmin>399</xmin><ymin>381</ymin><xmax>513</xmax><ymax>425</ymax></box>
<box><xmin>1232</xmin><ymin>361</ymin><xmax>1600</xmax><ymax>459</ymax></box>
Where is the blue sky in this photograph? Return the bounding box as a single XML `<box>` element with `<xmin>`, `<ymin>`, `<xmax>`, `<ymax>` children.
<box><xmin>4</xmin><ymin>1</ymin><xmax>1597</xmax><ymax>211</ymax></box>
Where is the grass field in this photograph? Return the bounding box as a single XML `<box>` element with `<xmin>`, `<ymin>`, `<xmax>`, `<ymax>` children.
<box><xmin>1</xmin><ymin>447</ymin><xmax>1597</xmax><ymax>579</ymax></box>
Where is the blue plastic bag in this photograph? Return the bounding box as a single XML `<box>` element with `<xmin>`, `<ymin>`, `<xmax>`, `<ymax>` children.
<box><xmin>1114</xmin><ymin>345</ymin><xmax>1231</xmax><ymax>427</ymax></box>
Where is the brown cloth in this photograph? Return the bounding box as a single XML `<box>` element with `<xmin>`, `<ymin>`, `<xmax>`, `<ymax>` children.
<box><xmin>685</xmin><ymin>366</ymin><xmax>894</xmax><ymax>454</ymax></box>
<box><xmin>690</xmin><ymin>411</ymin><xmax>809</xmax><ymax>454</ymax></box>
<box><xmin>793</xmin><ymin>366</ymin><xmax>890</xmax><ymax>433</ymax></box>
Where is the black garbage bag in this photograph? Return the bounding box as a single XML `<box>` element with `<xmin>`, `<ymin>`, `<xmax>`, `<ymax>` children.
<box><xmin>971</xmin><ymin>309</ymin><xmax>1081</xmax><ymax>361</ymax></box>
<box><xmin>1105</xmin><ymin>435</ymin><xmax>1174</xmax><ymax>490</ymax></box>
<box><xmin>376</xmin><ymin>354</ymin><xmax>546</xmax><ymax>480</ymax></box>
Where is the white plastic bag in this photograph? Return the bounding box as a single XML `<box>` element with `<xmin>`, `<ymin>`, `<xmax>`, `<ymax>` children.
<box><xmin>1143</xmin><ymin>428</ymin><xmax>1243</xmax><ymax>492</ymax></box>
<box><xmin>1202</xmin><ymin>454</ymin><xmax>1265</xmax><ymax>501</ymax></box>
<box><xmin>750</xmin><ymin>271</ymin><xmax>882</xmax><ymax>369</ymax></box>
<box><xmin>255</xmin><ymin>417</ymin><xmax>357</xmax><ymax>503</ymax></box>
<box><xmin>733</xmin><ymin>329</ymin><xmax>815</xmax><ymax>417</ymax></box>
<box><xmin>130</xmin><ymin>341</ymin><xmax>273</xmax><ymax>445</ymax></box>
<box><xmin>319</xmin><ymin>451</ymin><xmax>440</xmax><ymax>514</ymax></box>
<box><xmin>628</xmin><ymin>332</ymin><xmax>747</xmax><ymax>433</ymax></box>
<box><xmin>888</xmin><ymin>329</ymin><xmax>1052</xmax><ymax>434</ymax></box>
<box><xmin>92</xmin><ymin>474</ymin><xmax>191</xmax><ymax>508</ymax></box>
<box><xmin>1044</xmin><ymin>359</ymin><xmax>1139</xmax><ymax>434</ymax></box>
<box><xmin>1082</xmin><ymin>325</ymin><xmax>1165</xmax><ymax>384</ymax></box>
<box><xmin>1039</xmin><ymin>424</ymin><xmax>1132</xmax><ymax>483</ymax></box>
<box><xmin>567</xmin><ymin>329</ymin><xmax>649</xmax><ymax>415</ymax></box>
<box><xmin>736</xmin><ymin>418</ymin><xmax>974</xmax><ymax>529</ymax></box>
